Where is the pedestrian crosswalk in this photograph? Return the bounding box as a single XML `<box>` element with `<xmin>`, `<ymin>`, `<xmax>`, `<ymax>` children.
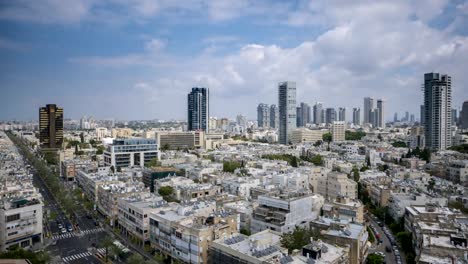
<box><xmin>62</xmin><ymin>248</ymin><xmax>107</xmax><ymax>263</ymax></box>
<box><xmin>52</xmin><ymin>227</ymin><xmax>104</xmax><ymax>240</ymax></box>
<box><xmin>62</xmin><ymin>251</ymin><xmax>92</xmax><ymax>262</ymax></box>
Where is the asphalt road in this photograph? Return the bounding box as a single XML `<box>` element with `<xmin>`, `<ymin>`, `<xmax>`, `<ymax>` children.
<box><xmin>367</xmin><ymin>214</ymin><xmax>405</xmax><ymax>264</ymax></box>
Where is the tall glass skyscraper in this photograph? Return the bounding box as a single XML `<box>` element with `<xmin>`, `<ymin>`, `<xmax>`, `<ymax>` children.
<box><xmin>278</xmin><ymin>82</ymin><xmax>296</xmax><ymax>144</ymax></box>
<box><xmin>187</xmin><ymin>87</ymin><xmax>209</xmax><ymax>132</ymax></box>
<box><xmin>423</xmin><ymin>73</ymin><xmax>452</xmax><ymax>150</ymax></box>
<box><xmin>313</xmin><ymin>102</ymin><xmax>323</xmax><ymax>125</ymax></box>
<box><xmin>257</xmin><ymin>103</ymin><xmax>270</xmax><ymax>128</ymax></box>
<box><xmin>270</xmin><ymin>104</ymin><xmax>279</xmax><ymax>129</ymax></box>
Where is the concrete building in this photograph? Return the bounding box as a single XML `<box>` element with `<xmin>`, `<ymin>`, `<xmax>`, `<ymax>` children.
<box><xmin>363</xmin><ymin>97</ymin><xmax>374</xmax><ymax>124</ymax></box>
<box><xmin>149</xmin><ymin>202</ymin><xmax>238</xmax><ymax>264</ymax></box>
<box><xmin>352</xmin><ymin>108</ymin><xmax>360</xmax><ymax>126</ymax></box>
<box><xmin>278</xmin><ymin>82</ymin><xmax>297</xmax><ymax>144</ymax></box>
<box><xmin>313</xmin><ymin>102</ymin><xmax>323</xmax><ymax>125</ymax></box>
<box><xmin>103</xmin><ymin>138</ymin><xmax>159</xmax><ymax>169</ymax></box>
<box><xmin>325</xmin><ymin>108</ymin><xmax>336</xmax><ymax>125</ymax></box>
<box><xmin>117</xmin><ymin>194</ymin><xmax>166</xmax><ymax>245</ymax></box>
<box><xmin>269</xmin><ymin>104</ymin><xmax>279</xmax><ymax>129</ymax></box>
<box><xmin>290</xmin><ymin>128</ymin><xmax>328</xmax><ymax>144</ymax></box>
<box><xmin>423</xmin><ymin>73</ymin><xmax>452</xmax><ymax>150</ymax></box>
<box><xmin>61</xmin><ymin>159</ymin><xmax>97</xmax><ymax>181</ymax></box>
<box><xmin>331</xmin><ymin>121</ymin><xmax>345</xmax><ymax>142</ymax></box>
<box><xmin>257</xmin><ymin>103</ymin><xmax>270</xmax><ymax>128</ymax></box>
<box><xmin>322</xmin><ymin>197</ymin><xmax>364</xmax><ymax>223</ymax></box>
<box><xmin>0</xmin><ymin>190</ymin><xmax>43</xmax><ymax>252</ymax></box>
<box><xmin>155</xmin><ymin>131</ymin><xmax>204</xmax><ymax>150</ymax></box>
<box><xmin>317</xmin><ymin>172</ymin><xmax>357</xmax><ymax>200</ymax></box>
<box><xmin>297</xmin><ymin>102</ymin><xmax>311</xmax><ymax>127</ymax></box>
<box><xmin>338</xmin><ymin>107</ymin><xmax>346</xmax><ymax>122</ymax></box>
<box><xmin>95</xmin><ymin>127</ymin><xmax>108</xmax><ymax>140</ymax></box>
<box><xmin>376</xmin><ymin>99</ymin><xmax>385</xmax><ymax>128</ymax></box>
<box><xmin>188</xmin><ymin>87</ymin><xmax>209</xmax><ymax>132</ymax></box>
<box><xmin>310</xmin><ymin>218</ymin><xmax>369</xmax><ymax>264</ymax></box>
<box><xmin>251</xmin><ymin>191</ymin><xmax>323</xmax><ymax>234</ymax></box>
<box><xmin>447</xmin><ymin>160</ymin><xmax>468</xmax><ymax>185</ymax></box>
<box><xmin>460</xmin><ymin>100</ymin><xmax>468</xmax><ymax>129</ymax></box>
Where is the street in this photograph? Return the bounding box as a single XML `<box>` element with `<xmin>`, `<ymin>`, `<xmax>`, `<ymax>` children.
<box><xmin>366</xmin><ymin>213</ymin><xmax>405</xmax><ymax>264</ymax></box>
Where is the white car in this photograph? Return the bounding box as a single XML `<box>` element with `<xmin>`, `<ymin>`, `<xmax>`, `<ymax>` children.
<box><xmin>61</xmin><ymin>228</ymin><xmax>67</xmax><ymax>234</ymax></box>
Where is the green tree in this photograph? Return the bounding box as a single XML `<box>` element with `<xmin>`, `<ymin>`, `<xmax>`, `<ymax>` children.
<box><xmin>80</xmin><ymin>132</ymin><xmax>85</xmax><ymax>143</ymax></box>
<box><xmin>100</xmin><ymin>236</ymin><xmax>114</xmax><ymax>263</ymax></box>
<box><xmin>145</xmin><ymin>157</ymin><xmax>160</xmax><ymax>167</ymax></box>
<box><xmin>240</xmin><ymin>228</ymin><xmax>251</xmax><ymax>236</ymax></box>
<box><xmin>161</xmin><ymin>143</ymin><xmax>171</xmax><ymax>151</ymax></box>
<box><xmin>367</xmin><ymin>253</ymin><xmax>384</xmax><ymax>264</ymax></box>
<box><xmin>223</xmin><ymin>160</ymin><xmax>242</xmax><ymax>173</ymax></box>
<box><xmin>158</xmin><ymin>186</ymin><xmax>174</xmax><ymax>197</ymax></box>
<box><xmin>392</xmin><ymin>141</ymin><xmax>407</xmax><ymax>148</ymax></box>
<box><xmin>281</xmin><ymin>227</ymin><xmax>321</xmax><ymax>253</ymax></box>
<box><xmin>322</xmin><ymin>133</ymin><xmax>332</xmax><ymax>149</ymax></box>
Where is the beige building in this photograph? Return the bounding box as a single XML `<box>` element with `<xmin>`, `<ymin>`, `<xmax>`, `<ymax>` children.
<box><xmin>290</xmin><ymin>128</ymin><xmax>328</xmax><ymax>144</ymax></box>
<box><xmin>369</xmin><ymin>184</ymin><xmax>391</xmax><ymax>207</ymax></box>
<box><xmin>155</xmin><ymin>131</ymin><xmax>205</xmax><ymax>150</ymax></box>
<box><xmin>111</xmin><ymin>128</ymin><xmax>133</xmax><ymax>138</ymax></box>
<box><xmin>322</xmin><ymin>196</ymin><xmax>364</xmax><ymax>223</ymax></box>
<box><xmin>317</xmin><ymin>172</ymin><xmax>357</xmax><ymax>200</ymax></box>
<box><xmin>331</xmin><ymin>121</ymin><xmax>345</xmax><ymax>142</ymax></box>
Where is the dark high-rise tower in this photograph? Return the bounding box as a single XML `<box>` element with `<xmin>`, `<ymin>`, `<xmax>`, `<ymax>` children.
<box><xmin>460</xmin><ymin>101</ymin><xmax>468</xmax><ymax>129</ymax></box>
<box><xmin>278</xmin><ymin>81</ymin><xmax>296</xmax><ymax>144</ymax></box>
<box><xmin>187</xmin><ymin>87</ymin><xmax>209</xmax><ymax>132</ymax></box>
<box><xmin>423</xmin><ymin>73</ymin><xmax>452</xmax><ymax>150</ymax></box>
<box><xmin>39</xmin><ymin>104</ymin><xmax>63</xmax><ymax>149</ymax></box>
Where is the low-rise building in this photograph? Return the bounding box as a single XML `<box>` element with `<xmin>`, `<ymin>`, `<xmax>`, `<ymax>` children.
<box><xmin>322</xmin><ymin>197</ymin><xmax>364</xmax><ymax>223</ymax></box>
<box><xmin>251</xmin><ymin>190</ymin><xmax>324</xmax><ymax>234</ymax></box>
<box><xmin>317</xmin><ymin>172</ymin><xmax>357</xmax><ymax>200</ymax></box>
<box><xmin>103</xmin><ymin>138</ymin><xmax>159</xmax><ymax>169</ymax></box>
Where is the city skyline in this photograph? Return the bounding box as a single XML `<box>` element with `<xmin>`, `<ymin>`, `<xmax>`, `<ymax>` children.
<box><xmin>1</xmin><ymin>1</ymin><xmax>468</xmax><ymax>120</ymax></box>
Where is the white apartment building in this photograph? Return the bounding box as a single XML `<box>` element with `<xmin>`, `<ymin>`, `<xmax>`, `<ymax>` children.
<box><xmin>290</xmin><ymin>128</ymin><xmax>327</xmax><ymax>144</ymax></box>
<box><xmin>103</xmin><ymin>138</ymin><xmax>159</xmax><ymax>169</ymax></box>
<box><xmin>447</xmin><ymin>160</ymin><xmax>468</xmax><ymax>185</ymax></box>
<box><xmin>251</xmin><ymin>191</ymin><xmax>324</xmax><ymax>234</ymax></box>
<box><xmin>0</xmin><ymin>188</ymin><xmax>43</xmax><ymax>251</ymax></box>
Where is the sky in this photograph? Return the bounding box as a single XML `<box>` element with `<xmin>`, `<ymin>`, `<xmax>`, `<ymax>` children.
<box><xmin>1</xmin><ymin>0</ymin><xmax>468</xmax><ymax>121</ymax></box>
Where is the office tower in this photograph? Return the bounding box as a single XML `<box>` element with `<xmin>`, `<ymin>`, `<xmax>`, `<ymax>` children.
<box><xmin>420</xmin><ymin>105</ymin><xmax>425</xmax><ymax>125</ymax></box>
<box><xmin>423</xmin><ymin>73</ymin><xmax>452</xmax><ymax>150</ymax></box>
<box><xmin>451</xmin><ymin>108</ymin><xmax>458</xmax><ymax>126</ymax></box>
<box><xmin>352</xmin><ymin>108</ymin><xmax>361</xmax><ymax>125</ymax></box>
<box><xmin>257</xmin><ymin>103</ymin><xmax>270</xmax><ymax>128</ymax></box>
<box><xmin>363</xmin><ymin>97</ymin><xmax>374</xmax><ymax>124</ymax></box>
<box><xmin>278</xmin><ymin>81</ymin><xmax>297</xmax><ymax>144</ymax></box>
<box><xmin>377</xmin><ymin>99</ymin><xmax>385</xmax><ymax>128</ymax></box>
<box><xmin>187</xmin><ymin>87</ymin><xmax>209</xmax><ymax>132</ymax></box>
<box><xmin>370</xmin><ymin>108</ymin><xmax>380</xmax><ymax>128</ymax></box>
<box><xmin>270</xmin><ymin>104</ymin><xmax>279</xmax><ymax>128</ymax></box>
<box><xmin>236</xmin><ymin>115</ymin><xmax>247</xmax><ymax>128</ymax></box>
<box><xmin>297</xmin><ymin>102</ymin><xmax>311</xmax><ymax>127</ymax></box>
<box><xmin>313</xmin><ymin>102</ymin><xmax>323</xmax><ymax>124</ymax></box>
<box><xmin>338</xmin><ymin>107</ymin><xmax>346</xmax><ymax>122</ymax></box>
<box><xmin>405</xmin><ymin>111</ymin><xmax>409</xmax><ymax>122</ymax></box>
<box><xmin>410</xmin><ymin>114</ymin><xmax>415</xmax><ymax>123</ymax></box>
<box><xmin>332</xmin><ymin>121</ymin><xmax>346</xmax><ymax>142</ymax></box>
<box><xmin>460</xmin><ymin>101</ymin><xmax>468</xmax><ymax>129</ymax></box>
<box><xmin>39</xmin><ymin>104</ymin><xmax>64</xmax><ymax>149</ymax></box>
<box><xmin>394</xmin><ymin>113</ymin><xmax>398</xmax><ymax>123</ymax></box>
<box><xmin>325</xmin><ymin>108</ymin><xmax>336</xmax><ymax>124</ymax></box>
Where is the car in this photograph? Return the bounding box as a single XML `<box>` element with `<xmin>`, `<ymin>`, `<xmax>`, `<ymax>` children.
<box><xmin>61</xmin><ymin>228</ymin><xmax>67</xmax><ymax>234</ymax></box>
<box><xmin>51</xmin><ymin>240</ymin><xmax>57</xmax><ymax>246</ymax></box>
<box><xmin>94</xmin><ymin>221</ymin><xmax>99</xmax><ymax>226</ymax></box>
<box><xmin>58</xmin><ymin>223</ymin><xmax>63</xmax><ymax>229</ymax></box>
<box><xmin>385</xmin><ymin>246</ymin><xmax>392</xmax><ymax>252</ymax></box>
<box><xmin>378</xmin><ymin>222</ymin><xmax>384</xmax><ymax>227</ymax></box>
<box><xmin>86</xmin><ymin>214</ymin><xmax>93</xmax><ymax>219</ymax></box>
<box><xmin>66</xmin><ymin>224</ymin><xmax>73</xmax><ymax>232</ymax></box>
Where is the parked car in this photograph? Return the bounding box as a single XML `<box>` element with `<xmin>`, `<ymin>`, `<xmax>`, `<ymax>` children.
<box><xmin>66</xmin><ymin>224</ymin><xmax>73</xmax><ymax>232</ymax></box>
<box><xmin>61</xmin><ymin>228</ymin><xmax>67</xmax><ymax>234</ymax></box>
<box><xmin>385</xmin><ymin>246</ymin><xmax>392</xmax><ymax>252</ymax></box>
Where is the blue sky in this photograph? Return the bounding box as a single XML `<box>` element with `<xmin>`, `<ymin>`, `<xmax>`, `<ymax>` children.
<box><xmin>1</xmin><ymin>0</ymin><xmax>468</xmax><ymax>121</ymax></box>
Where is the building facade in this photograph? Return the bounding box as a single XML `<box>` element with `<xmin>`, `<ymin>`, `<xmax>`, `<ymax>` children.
<box><xmin>352</xmin><ymin>108</ymin><xmax>360</xmax><ymax>126</ymax></box>
<box><xmin>257</xmin><ymin>103</ymin><xmax>270</xmax><ymax>128</ymax></box>
<box><xmin>188</xmin><ymin>87</ymin><xmax>209</xmax><ymax>132</ymax></box>
<box><xmin>423</xmin><ymin>72</ymin><xmax>452</xmax><ymax>150</ymax></box>
<box><xmin>39</xmin><ymin>104</ymin><xmax>63</xmax><ymax>149</ymax></box>
<box><xmin>269</xmin><ymin>104</ymin><xmax>279</xmax><ymax>129</ymax></box>
<box><xmin>103</xmin><ymin>138</ymin><xmax>159</xmax><ymax>169</ymax></box>
<box><xmin>313</xmin><ymin>102</ymin><xmax>323</xmax><ymax>125</ymax></box>
<box><xmin>278</xmin><ymin>82</ymin><xmax>297</xmax><ymax>144</ymax></box>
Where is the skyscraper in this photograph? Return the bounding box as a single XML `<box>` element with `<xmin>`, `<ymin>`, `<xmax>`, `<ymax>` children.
<box><xmin>270</xmin><ymin>104</ymin><xmax>279</xmax><ymax>129</ymax></box>
<box><xmin>405</xmin><ymin>111</ymin><xmax>409</xmax><ymax>122</ymax></box>
<box><xmin>313</xmin><ymin>102</ymin><xmax>323</xmax><ymax>125</ymax></box>
<box><xmin>377</xmin><ymin>99</ymin><xmax>385</xmax><ymax>128</ymax></box>
<box><xmin>423</xmin><ymin>73</ymin><xmax>452</xmax><ymax>150</ymax></box>
<box><xmin>39</xmin><ymin>104</ymin><xmax>63</xmax><ymax>149</ymax></box>
<box><xmin>451</xmin><ymin>108</ymin><xmax>458</xmax><ymax>126</ymax></box>
<box><xmin>410</xmin><ymin>114</ymin><xmax>415</xmax><ymax>123</ymax></box>
<box><xmin>296</xmin><ymin>102</ymin><xmax>311</xmax><ymax>127</ymax></box>
<box><xmin>187</xmin><ymin>87</ymin><xmax>209</xmax><ymax>132</ymax></box>
<box><xmin>363</xmin><ymin>97</ymin><xmax>374</xmax><ymax>124</ymax></box>
<box><xmin>420</xmin><ymin>105</ymin><xmax>425</xmax><ymax>125</ymax></box>
<box><xmin>257</xmin><ymin>103</ymin><xmax>270</xmax><ymax>128</ymax></box>
<box><xmin>460</xmin><ymin>101</ymin><xmax>468</xmax><ymax>129</ymax></box>
<box><xmin>338</xmin><ymin>107</ymin><xmax>346</xmax><ymax>122</ymax></box>
<box><xmin>370</xmin><ymin>108</ymin><xmax>380</xmax><ymax>128</ymax></box>
<box><xmin>325</xmin><ymin>108</ymin><xmax>336</xmax><ymax>124</ymax></box>
<box><xmin>394</xmin><ymin>112</ymin><xmax>398</xmax><ymax>122</ymax></box>
<box><xmin>278</xmin><ymin>81</ymin><xmax>296</xmax><ymax>144</ymax></box>
<box><xmin>352</xmin><ymin>108</ymin><xmax>361</xmax><ymax>125</ymax></box>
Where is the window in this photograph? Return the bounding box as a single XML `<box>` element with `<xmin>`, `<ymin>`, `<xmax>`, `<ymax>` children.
<box><xmin>6</xmin><ymin>214</ymin><xmax>20</xmax><ymax>222</ymax></box>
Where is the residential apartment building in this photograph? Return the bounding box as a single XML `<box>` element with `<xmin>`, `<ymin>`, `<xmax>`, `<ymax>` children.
<box><xmin>331</xmin><ymin>121</ymin><xmax>345</xmax><ymax>142</ymax></box>
<box><xmin>103</xmin><ymin>138</ymin><xmax>159</xmax><ymax>169</ymax></box>
<box><xmin>251</xmin><ymin>191</ymin><xmax>324</xmax><ymax>234</ymax></box>
<box><xmin>278</xmin><ymin>81</ymin><xmax>297</xmax><ymax>144</ymax></box>
<box><xmin>322</xmin><ymin>196</ymin><xmax>364</xmax><ymax>223</ymax></box>
<box><xmin>317</xmin><ymin>172</ymin><xmax>357</xmax><ymax>200</ymax></box>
